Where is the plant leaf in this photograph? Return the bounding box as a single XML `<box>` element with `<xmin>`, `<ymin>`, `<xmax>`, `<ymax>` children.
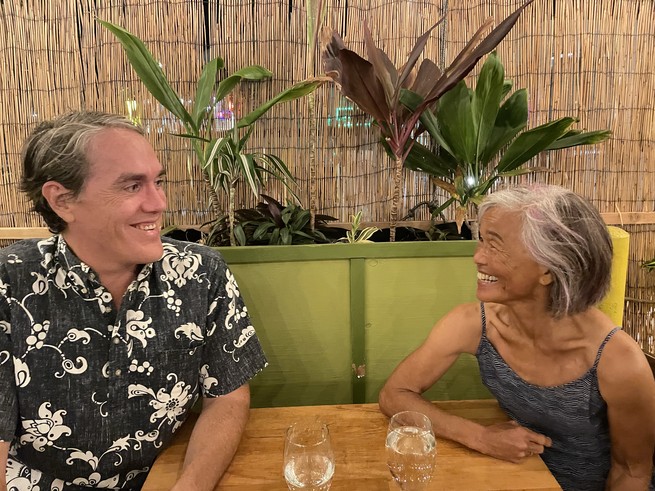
<box><xmin>363</xmin><ymin>22</ymin><xmax>397</xmax><ymax>107</ymax></box>
<box><xmin>437</xmin><ymin>81</ymin><xmax>476</xmax><ymax>164</ymax></box>
<box><xmin>544</xmin><ymin>129</ymin><xmax>611</xmax><ymax>150</ymax></box>
<box><xmin>98</xmin><ymin>19</ymin><xmax>196</xmax><ymax>132</ymax></box>
<box><xmin>410</xmin><ymin>59</ymin><xmax>443</xmax><ymax>100</ymax></box>
<box><xmin>501</xmin><ymin>79</ymin><xmax>513</xmax><ymax>99</ymax></box>
<box><xmin>421</xmin><ymin>0</ymin><xmax>536</xmax><ymax>109</ymax></box>
<box><xmin>400</xmin><ymin>89</ymin><xmax>458</xmax><ymax>157</ymax></box>
<box><xmin>479</xmin><ymin>88</ymin><xmax>528</xmax><ymax>163</ymax></box>
<box><xmin>192</xmin><ymin>57</ymin><xmax>223</xmax><ymax>129</ymax></box>
<box><xmin>238</xmin><ymin>78</ymin><xmax>326</xmax><ymax>127</ymax></box>
<box><xmin>402</xmin><ymin>140</ymin><xmax>456</xmax><ymax>178</ymax></box>
<box><xmin>324</xmin><ymin>46</ymin><xmax>390</xmax><ymax>125</ymax></box>
<box><xmin>234</xmin><ymin>224</ymin><xmax>248</xmax><ymax>246</ymax></box>
<box><xmin>396</xmin><ymin>17</ymin><xmax>445</xmax><ymax>97</ymax></box>
<box><xmin>472</xmin><ymin>53</ymin><xmax>505</xmax><ymax>167</ymax></box>
<box><xmin>215</xmin><ymin>65</ymin><xmax>273</xmax><ymax>104</ymax></box>
<box><xmin>496</xmin><ymin>117</ymin><xmax>575</xmax><ymax>173</ymax></box>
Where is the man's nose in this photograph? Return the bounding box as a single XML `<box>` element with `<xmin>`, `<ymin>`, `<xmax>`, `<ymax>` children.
<box><xmin>144</xmin><ymin>184</ymin><xmax>167</xmax><ymax>212</ymax></box>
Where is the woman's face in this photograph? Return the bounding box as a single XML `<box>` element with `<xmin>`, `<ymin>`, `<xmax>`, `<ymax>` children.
<box><xmin>473</xmin><ymin>207</ymin><xmax>552</xmax><ymax>307</ymax></box>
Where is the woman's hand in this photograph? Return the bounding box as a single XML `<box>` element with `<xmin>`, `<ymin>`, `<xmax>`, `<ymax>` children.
<box><xmin>478</xmin><ymin>420</ymin><xmax>552</xmax><ymax>463</ymax></box>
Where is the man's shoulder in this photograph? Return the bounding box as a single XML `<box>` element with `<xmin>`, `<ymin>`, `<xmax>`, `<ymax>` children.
<box><xmin>1</xmin><ymin>237</ymin><xmax>56</xmax><ymax>265</ymax></box>
<box><xmin>160</xmin><ymin>237</ymin><xmax>226</xmax><ymax>264</ymax></box>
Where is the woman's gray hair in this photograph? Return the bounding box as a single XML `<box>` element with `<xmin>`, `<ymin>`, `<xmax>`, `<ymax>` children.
<box><xmin>478</xmin><ymin>185</ymin><xmax>613</xmax><ymax>318</ymax></box>
<box><xmin>20</xmin><ymin>111</ymin><xmax>144</xmax><ymax>233</ymax></box>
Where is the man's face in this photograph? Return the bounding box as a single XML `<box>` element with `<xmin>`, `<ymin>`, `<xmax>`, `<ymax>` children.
<box><xmin>62</xmin><ymin>127</ymin><xmax>167</xmax><ymax>274</ymax></box>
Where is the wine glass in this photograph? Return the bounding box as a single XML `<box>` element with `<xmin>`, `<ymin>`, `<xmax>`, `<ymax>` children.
<box><xmin>385</xmin><ymin>411</ymin><xmax>437</xmax><ymax>491</ymax></box>
<box><xmin>283</xmin><ymin>421</ymin><xmax>335</xmax><ymax>491</ymax></box>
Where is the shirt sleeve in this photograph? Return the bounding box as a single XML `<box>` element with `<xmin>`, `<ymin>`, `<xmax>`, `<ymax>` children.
<box><xmin>0</xmin><ymin>263</ymin><xmax>19</xmax><ymax>441</ymax></box>
<box><xmin>200</xmin><ymin>254</ymin><xmax>267</xmax><ymax>397</ymax></box>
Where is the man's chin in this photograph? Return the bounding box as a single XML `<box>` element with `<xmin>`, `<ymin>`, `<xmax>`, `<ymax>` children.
<box><xmin>137</xmin><ymin>243</ymin><xmax>164</xmax><ymax>264</ymax></box>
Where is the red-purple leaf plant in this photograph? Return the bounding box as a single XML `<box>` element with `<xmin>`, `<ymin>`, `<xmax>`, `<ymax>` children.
<box><xmin>322</xmin><ymin>0</ymin><xmax>535</xmax><ymax>241</ymax></box>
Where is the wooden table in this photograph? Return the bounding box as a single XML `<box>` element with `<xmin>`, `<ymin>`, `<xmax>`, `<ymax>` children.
<box><xmin>142</xmin><ymin>400</ymin><xmax>561</xmax><ymax>490</ymax></box>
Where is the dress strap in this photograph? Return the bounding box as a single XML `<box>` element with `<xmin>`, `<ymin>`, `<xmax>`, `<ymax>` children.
<box><xmin>480</xmin><ymin>302</ymin><xmax>487</xmax><ymax>336</ymax></box>
<box><xmin>593</xmin><ymin>327</ymin><xmax>621</xmax><ymax>368</ymax></box>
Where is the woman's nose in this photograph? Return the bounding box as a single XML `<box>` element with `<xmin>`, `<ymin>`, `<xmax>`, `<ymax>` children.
<box><xmin>473</xmin><ymin>243</ymin><xmax>485</xmax><ymax>265</ymax></box>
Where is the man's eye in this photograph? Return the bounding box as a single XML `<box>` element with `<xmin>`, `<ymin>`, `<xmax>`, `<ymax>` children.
<box><xmin>126</xmin><ymin>183</ymin><xmax>141</xmax><ymax>192</ymax></box>
<box><xmin>155</xmin><ymin>178</ymin><xmax>165</xmax><ymax>187</ymax></box>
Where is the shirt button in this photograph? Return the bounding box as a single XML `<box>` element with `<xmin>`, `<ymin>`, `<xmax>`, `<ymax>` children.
<box><xmin>114</xmin><ymin>369</ymin><xmax>122</xmax><ymax>377</ymax></box>
<box><xmin>112</xmin><ymin>337</ymin><xmax>120</xmax><ymax>345</ymax></box>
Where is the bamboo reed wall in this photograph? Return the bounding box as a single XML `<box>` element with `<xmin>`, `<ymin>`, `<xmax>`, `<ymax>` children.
<box><xmin>1</xmin><ymin>0</ymin><xmax>654</xmax><ymax>353</ymax></box>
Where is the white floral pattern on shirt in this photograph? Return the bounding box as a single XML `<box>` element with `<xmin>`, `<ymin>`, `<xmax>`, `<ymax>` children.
<box><xmin>0</xmin><ymin>236</ymin><xmax>267</xmax><ymax>490</ymax></box>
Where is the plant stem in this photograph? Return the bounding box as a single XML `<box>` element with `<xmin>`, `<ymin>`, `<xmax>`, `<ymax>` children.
<box><xmin>389</xmin><ymin>154</ymin><xmax>403</xmax><ymax>242</ymax></box>
<box><xmin>308</xmin><ymin>91</ymin><xmax>317</xmax><ymax>230</ymax></box>
<box><xmin>229</xmin><ymin>185</ymin><xmax>236</xmax><ymax>246</ymax></box>
<box><xmin>192</xmin><ymin>141</ymin><xmax>221</xmax><ymax>218</ymax></box>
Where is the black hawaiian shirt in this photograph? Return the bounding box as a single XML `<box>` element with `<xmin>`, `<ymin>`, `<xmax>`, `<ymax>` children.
<box><xmin>0</xmin><ymin>236</ymin><xmax>267</xmax><ymax>490</ymax></box>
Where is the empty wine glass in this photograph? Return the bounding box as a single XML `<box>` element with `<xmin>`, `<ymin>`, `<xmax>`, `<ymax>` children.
<box><xmin>283</xmin><ymin>421</ymin><xmax>335</xmax><ymax>491</ymax></box>
<box><xmin>385</xmin><ymin>411</ymin><xmax>437</xmax><ymax>491</ymax></box>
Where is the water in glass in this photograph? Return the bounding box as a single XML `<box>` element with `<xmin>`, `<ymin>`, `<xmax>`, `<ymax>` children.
<box><xmin>386</xmin><ymin>411</ymin><xmax>436</xmax><ymax>491</ymax></box>
<box><xmin>284</xmin><ymin>421</ymin><xmax>335</xmax><ymax>491</ymax></box>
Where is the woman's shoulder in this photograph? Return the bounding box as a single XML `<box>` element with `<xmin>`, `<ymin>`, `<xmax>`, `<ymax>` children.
<box><xmin>442</xmin><ymin>302</ymin><xmax>482</xmax><ymax>326</ymax></box>
<box><xmin>594</xmin><ymin>317</ymin><xmax>653</xmax><ymax>388</ymax></box>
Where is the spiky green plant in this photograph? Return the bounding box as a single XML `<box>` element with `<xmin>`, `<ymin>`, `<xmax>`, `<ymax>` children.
<box><xmin>100</xmin><ymin>20</ymin><xmax>326</xmax><ymax>245</ymax></box>
<box><xmin>402</xmin><ymin>52</ymin><xmax>611</xmax><ymax>235</ymax></box>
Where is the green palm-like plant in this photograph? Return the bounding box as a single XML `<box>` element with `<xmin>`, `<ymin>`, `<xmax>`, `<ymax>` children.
<box><xmin>322</xmin><ymin>0</ymin><xmax>536</xmax><ymax>241</ymax></box>
<box><xmin>99</xmin><ymin>20</ymin><xmax>326</xmax><ymax>245</ymax></box>
<box><xmin>402</xmin><ymin>52</ymin><xmax>611</xmax><ymax>234</ymax></box>
<box><xmin>644</xmin><ymin>259</ymin><xmax>655</xmax><ymax>272</ymax></box>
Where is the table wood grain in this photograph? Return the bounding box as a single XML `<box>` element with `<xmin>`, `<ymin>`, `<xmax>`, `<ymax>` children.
<box><xmin>142</xmin><ymin>400</ymin><xmax>561</xmax><ymax>490</ymax></box>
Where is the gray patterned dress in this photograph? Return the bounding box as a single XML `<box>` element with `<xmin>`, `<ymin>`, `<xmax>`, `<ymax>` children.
<box><xmin>477</xmin><ymin>303</ymin><xmax>655</xmax><ymax>491</ymax></box>
<box><xmin>0</xmin><ymin>236</ymin><xmax>267</xmax><ymax>490</ymax></box>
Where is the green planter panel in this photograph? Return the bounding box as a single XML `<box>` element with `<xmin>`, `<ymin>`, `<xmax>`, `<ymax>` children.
<box><xmin>364</xmin><ymin>256</ymin><xmax>492</xmax><ymax>402</ymax></box>
<box><xmin>227</xmin><ymin>259</ymin><xmax>352</xmax><ymax>408</ymax></box>
<box><xmin>217</xmin><ymin>242</ymin><xmax>490</xmax><ymax>407</ymax></box>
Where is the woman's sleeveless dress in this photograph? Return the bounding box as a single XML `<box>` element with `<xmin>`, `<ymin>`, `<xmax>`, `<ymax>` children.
<box><xmin>476</xmin><ymin>303</ymin><xmax>655</xmax><ymax>491</ymax></box>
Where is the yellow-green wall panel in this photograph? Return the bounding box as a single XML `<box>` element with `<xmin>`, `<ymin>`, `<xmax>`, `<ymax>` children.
<box><xmin>229</xmin><ymin>260</ymin><xmax>352</xmax><ymax>407</ymax></box>
<box><xmin>363</xmin><ymin>256</ymin><xmax>492</xmax><ymax>402</ymax></box>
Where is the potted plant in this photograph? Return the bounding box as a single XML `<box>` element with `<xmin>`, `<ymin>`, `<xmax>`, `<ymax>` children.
<box><xmin>321</xmin><ymin>0</ymin><xmax>536</xmax><ymax>240</ymax></box>
<box><xmin>206</xmin><ymin>195</ymin><xmax>339</xmax><ymax>246</ymax></box>
<box><xmin>99</xmin><ymin>20</ymin><xmax>326</xmax><ymax>245</ymax></box>
<box><xmin>401</xmin><ymin>52</ymin><xmax>611</xmax><ymax>237</ymax></box>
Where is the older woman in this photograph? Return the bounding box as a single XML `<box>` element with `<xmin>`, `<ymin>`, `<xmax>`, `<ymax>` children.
<box><xmin>379</xmin><ymin>185</ymin><xmax>655</xmax><ymax>491</ymax></box>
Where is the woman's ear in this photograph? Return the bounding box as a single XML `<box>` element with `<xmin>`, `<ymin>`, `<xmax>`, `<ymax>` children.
<box><xmin>539</xmin><ymin>270</ymin><xmax>554</xmax><ymax>286</ymax></box>
<box><xmin>41</xmin><ymin>181</ymin><xmax>76</xmax><ymax>224</ymax></box>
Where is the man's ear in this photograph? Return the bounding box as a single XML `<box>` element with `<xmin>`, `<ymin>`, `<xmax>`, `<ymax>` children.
<box><xmin>41</xmin><ymin>181</ymin><xmax>76</xmax><ymax>224</ymax></box>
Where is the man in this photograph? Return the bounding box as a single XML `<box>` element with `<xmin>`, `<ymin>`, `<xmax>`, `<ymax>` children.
<box><xmin>0</xmin><ymin>111</ymin><xmax>268</xmax><ymax>490</ymax></box>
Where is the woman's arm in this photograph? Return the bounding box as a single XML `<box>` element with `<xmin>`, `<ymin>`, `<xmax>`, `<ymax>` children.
<box><xmin>599</xmin><ymin>332</ymin><xmax>655</xmax><ymax>490</ymax></box>
<box><xmin>379</xmin><ymin>303</ymin><xmax>550</xmax><ymax>463</ymax></box>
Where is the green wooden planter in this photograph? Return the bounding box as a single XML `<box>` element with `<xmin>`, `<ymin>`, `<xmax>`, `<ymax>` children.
<box><xmin>217</xmin><ymin>241</ymin><xmax>492</xmax><ymax>408</ymax></box>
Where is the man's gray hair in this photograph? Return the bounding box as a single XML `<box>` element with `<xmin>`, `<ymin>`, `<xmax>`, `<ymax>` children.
<box><xmin>478</xmin><ymin>185</ymin><xmax>612</xmax><ymax>318</ymax></box>
<box><xmin>20</xmin><ymin>111</ymin><xmax>143</xmax><ymax>233</ymax></box>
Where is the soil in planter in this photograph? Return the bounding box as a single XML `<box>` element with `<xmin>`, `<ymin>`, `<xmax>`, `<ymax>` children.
<box><xmin>163</xmin><ymin>222</ymin><xmax>471</xmax><ymax>244</ymax></box>
<box><xmin>369</xmin><ymin>222</ymin><xmax>472</xmax><ymax>242</ymax></box>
